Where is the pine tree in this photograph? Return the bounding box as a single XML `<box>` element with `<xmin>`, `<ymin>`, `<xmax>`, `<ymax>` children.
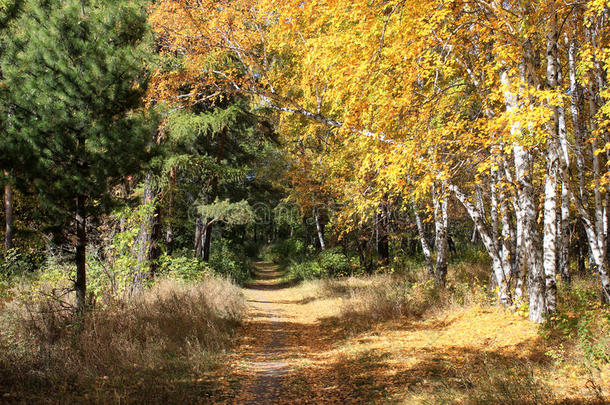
<box><xmin>1</xmin><ymin>0</ymin><xmax>155</xmax><ymax>312</ymax></box>
<box><xmin>0</xmin><ymin>0</ymin><xmax>24</xmax><ymax>251</ymax></box>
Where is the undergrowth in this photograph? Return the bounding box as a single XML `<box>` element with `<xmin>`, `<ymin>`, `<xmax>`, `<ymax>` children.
<box><xmin>0</xmin><ymin>275</ymin><xmax>245</xmax><ymax>404</ymax></box>
<box><xmin>309</xmin><ymin>258</ymin><xmax>492</xmax><ymax>333</ymax></box>
<box><xmin>542</xmin><ymin>277</ymin><xmax>610</xmax><ymax>402</ymax></box>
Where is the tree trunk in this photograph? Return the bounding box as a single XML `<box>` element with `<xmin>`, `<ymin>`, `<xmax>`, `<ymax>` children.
<box><xmin>433</xmin><ymin>183</ymin><xmax>448</xmax><ymax>287</ymax></box>
<box><xmin>559</xmin><ymin>183</ymin><xmax>571</xmax><ymax>284</ymax></box>
<box><xmin>314</xmin><ymin>208</ymin><xmax>326</xmax><ymax>250</ymax></box>
<box><xmin>448</xmin><ymin>183</ymin><xmax>511</xmax><ymax>304</ymax></box>
<box><xmin>490</xmin><ymin>166</ymin><xmax>501</xmax><ymax>288</ymax></box>
<box><xmin>576</xmin><ymin>221</ymin><xmax>587</xmax><ymax>276</ymax></box>
<box><xmin>499</xmin><ymin>157</ymin><xmax>514</xmax><ymax>305</ymax></box>
<box><xmin>516</xmin><ymin>142</ymin><xmax>546</xmax><ymax>322</ymax></box>
<box><xmin>4</xmin><ymin>174</ymin><xmax>13</xmax><ymax>250</ymax></box>
<box><xmin>203</xmin><ymin>223</ymin><xmax>212</xmax><ymax>261</ymax></box>
<box><xmin>377</xmin><ymin>205</ymin><xmax>389</xmax><ymax>264</ymax></box>
<box><xmin>133</xmin><ymin>173</ymin><xmax>159</xmax><ymax>289</ymax></box>
<box><xmin>195</xmin><ymin>215</ymin><xmax>204</xmax><ymax>257</ymax></box>
<box><xmin>165</xmin><ymin>168</ymin><xmax>176</xmax><ymax>256</ymax></box>
<box><xmin>567</xmin><ymin>34</ymin><xmax>586</xmax><ymax>201</ymax></box>
<box><xmin>413</xmin><ymin>203</ymin><xmax>434</xmax><ymax>278</ymax></box>
<box><xmin>543</xmin><ymin>17</ymin><xmax>559</xmax><ymax>314</ymax></box>
<box><xmin>201</xmin><ymin>126</ymin><xmax>228</xmax><ymax>261</ymax></box>
<box><xmin>555</xmin><ymin>35</ymin><xmax>571</xmax><ymax>285</ymax></box>
<box><xmin>75</xmin><ymin>194</ymin><xmax>87</xmax><ymax>313</ymax></box>
<box><xmin>501</xmin><ymin>66</ymin><xmax>546</xmax><ymax>322</ymax></box>
<box><xmin>573</xmin><ymin>194</ymin><xmax>610</xmax><ymax>303</ymax></box>
<box><xmin>149</xmin><ymin>203</ymin><xmax>162</xmax><ymax>275</ymax></box>
<box><xmin>543</xmin><ymin>155</ymin><xmax>559</xmax><ymax>313</ymax></box>
<box><xmin>513</xmin><ymin>187</ymin><xmax>526</xmax><ymax>303</ymax></box>
<box><xmin>166</xmin><ymin>225</ymin><xmax>174</xmax><ymax>256</ymax></box>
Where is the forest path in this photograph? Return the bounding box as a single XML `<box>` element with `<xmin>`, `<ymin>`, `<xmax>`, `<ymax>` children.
<box><xmin>231</xmin><ymin>262</ymin><xmax>305</xmax><ymax>404</ymax></box>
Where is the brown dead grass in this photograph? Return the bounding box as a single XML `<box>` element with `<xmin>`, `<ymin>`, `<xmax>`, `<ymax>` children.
<box><xmin>303</xmin><ymin>271</ymin><xmax>489</xmax><ymax>335</ymax></box>
<box><xmin>0</xmin><ymin>276</ymin><xmax>245</xmax><ymax>404</ymax></box>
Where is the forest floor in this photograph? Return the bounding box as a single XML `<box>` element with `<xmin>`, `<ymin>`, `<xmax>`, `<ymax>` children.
<box><xmin>215</xmin><ymin>262</ymin><xmax>609</xmax><ymax>405</ymax></box>
<box><xmin>1</xmin><ymin>261</ymin><xmax>608</xmax><ymax>404</ymax></box>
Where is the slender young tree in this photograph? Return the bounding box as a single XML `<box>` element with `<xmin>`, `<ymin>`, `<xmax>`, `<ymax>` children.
<box><xmin>3</xmin><ymin>172</ymin><xmax>12</xmax><ymax>250</ymax></box>
<box><xmin>1</xmin><ymin>0</ymin><xmax>154</xmax><ymax>312</ymax></box>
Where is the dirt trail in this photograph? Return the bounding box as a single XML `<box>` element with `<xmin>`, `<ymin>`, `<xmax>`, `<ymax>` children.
<box><xmin>232</xmin><ymin>262</ymin><xmax>303</xmax><ymax>404</ymax></box>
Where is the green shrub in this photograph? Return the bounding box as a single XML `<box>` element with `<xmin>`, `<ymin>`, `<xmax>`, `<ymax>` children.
<box><xmin>209</xmin><ymin>239</ymin><xmax>252</xmax><ymax>284</ymax></box>
<box><xmin>0</xmin><ymin>248</ymin><xmax>46</xmax><ymax>301</ymax></box>
<box><xmin>266</xmin><ymin>238</ymin><xmax>306</xmax><ymax>264</ymax></box>
<box><xmin>0</xmin><ymin>248</ymin><xmax>45</xmax><ymax>278</ymax></box>
<box><xmin>158</xmin><ymin>253</ymin><xmax>212</xmax><ymax>282</ymax></box>
<box><xmin>242</xmin><ymin>239</ymin><xmax>260</xmax><ymax>258</ymax></box>
<box><xmin>318</xmin><ymin>247</ymin><xmax>351</xmax><ymax>276</ymax></box>
<box><xmin>543</xmin><ymin>280</ymin><xmax>610</xmax><ymax>367</ymax></box>
<box><xmin>288</xmin><ymin>259</ymin><xmax>325</xmax><ymax>280</ymax></box>
<box><xmin>286</xmin><ymin>248</ymin><xmax>354</xmax><ymax>281</ymax></box>
<box><xmin>78</xmin><ymin>203</ymin><xmax>157</xmax><ymax>301</ymax></box>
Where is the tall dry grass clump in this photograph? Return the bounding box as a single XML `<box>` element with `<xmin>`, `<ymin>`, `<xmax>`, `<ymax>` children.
<box><xmin>319</xmin><ymin>268</ymin><xmax>489</xmax><ymax>332</ymax></box>
<box><xmin>0</xmin><ymin>275</ymin><xmax>245</xmax><ymax>403</ymax></box>
<box><xmin>325</xmin><ymin>276</ymin><xmax>439</xmax><ymax>330</ymax></box>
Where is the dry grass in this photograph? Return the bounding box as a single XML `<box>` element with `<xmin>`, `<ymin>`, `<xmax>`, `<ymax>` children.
<box><xmin>423</xmin><ymin>358</ymin><xmax>556</xmax><ymax>405</ymax></box>
<box><xmin>308</xmin><ymin>268</ymin><xmax>490</xmax><ymax>333</ymax></box>
<box><xmin>279</xmin><ymin>265</ymin><xmax>608</xmax><ymax>404</ymax></box>
<box><xmin>326</xmin><ymin>275</ymin><xmax>438</xmax><ymax>324</ymax></box>
<box><xmin>0</xmin><ymin>276</ymin><xmax>245</xmax><ymax>404</ymax></box>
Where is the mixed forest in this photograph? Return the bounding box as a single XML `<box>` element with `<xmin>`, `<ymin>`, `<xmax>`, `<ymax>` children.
<box><xmin>0</xmin><ymin>0</ymin><xmax>610</xmax><ymax>403</ymax></box>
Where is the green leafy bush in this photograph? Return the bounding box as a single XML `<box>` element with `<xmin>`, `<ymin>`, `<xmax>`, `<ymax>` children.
<box><xmin>0</xmin><ymin>248</ymin><xmax>48</xmax><ymax>301</ymax></box>
<box><xmin>209</xmin><ymin>239</ymin><xmax>252</xmax><ymax>284</ymax></box>
<box><xmin>543</xmin><ymin>281</ymin><xmax>610</xmax><ymax>367</ymax></box>
<box><xmin>286</xmin><ymin>248</ymin><xmax>354</xmax><ymax>280</ymax></box>
<box><xmin>288</xmin><ymin>259</ymin><xmax>325</xmax><ymax>280</ymax></box>
<box><xmin>318</xmin><ymin>247</ymin><xmax>351</xmax><ymax>276</ymax></box>
<box><xmin>158</xmin><ymin>253</ymin><xmax>211</xmax><ymax>282</ymax></box>
<box><xmin>70</xmin><ymin>203</ymin><xmax>157</xmax><ymax>301</ymax></box>
<box><xmin>0</xmin><ymin>248</ymin><xmax>45</xmax><ymax>278</ymax></box>
<box><xmin>265</xmin><ymin>238</ymin><xmax>306</xmax><ymax>264</ymax></box>
<box><xmin>242</xmin><ymin>239</ymin><xmax>260</xmax><ymax>258</ymax></box>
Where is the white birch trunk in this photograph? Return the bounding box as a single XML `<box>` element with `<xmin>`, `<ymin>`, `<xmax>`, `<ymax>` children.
<box><xmin>490</xmin><ymin>166</ymin><xmax>502</xmax><ymax>289</ymax></box>
<box><xmin>448</xmin><ymin>183</ymin><xmax>511</xmax><ymax>305</ymax></box>
<box><xmin>574</xmin><ymin>199</ymin><xmax>610</xmax><ymax>303</ymax></box>
<box><xmin>543</xmin><ymin>158</ymin><xmax>559</xmax><ymax>313</ymax></box>
<box><xmin>543</xmin><ymin>17</ymin><xmax>559</xmax><ymax>314</ymax></box>
<box><xmin>567</xmin><ymin>35</ymin><xmax>586</xmax><ymax>200</ymax></box>
<box><xmin>555</xmin><ymin>38</ymin><xmax>571</xmax><ymax>285</ymax></box>
<box><xmin>560</xmin><ymin>183</ymin><xmax>571</xmax><ymax>283</ymax></box>
<box><xmin>413</xmin><ymin>203</ymin><xmax>435</xmax><ymax>278</ymax></box>
<box><xmin>501</xmin><ymin>67</ymin><xmax>546</xmax><ymax>322</ymax></box>
<box><xmin>433</xmin><ymin>183</ymin><xmax>448</xmax><ymax>287</ymax></box>
<box><xmin>499</xmin><ymin>157</ymin><xmax>514</xmax><ymax>303</ymax></box>
<box><xmin>314</xmin><ymin>208</ymin><xmax>326</xmax><ymax>251</ymax></box>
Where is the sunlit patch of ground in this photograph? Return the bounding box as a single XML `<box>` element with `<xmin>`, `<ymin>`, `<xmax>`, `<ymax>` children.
<box><xmin>212</xmin><ymin>266</ymin><xmax>608</xmax><ymax>404</ymax></box>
